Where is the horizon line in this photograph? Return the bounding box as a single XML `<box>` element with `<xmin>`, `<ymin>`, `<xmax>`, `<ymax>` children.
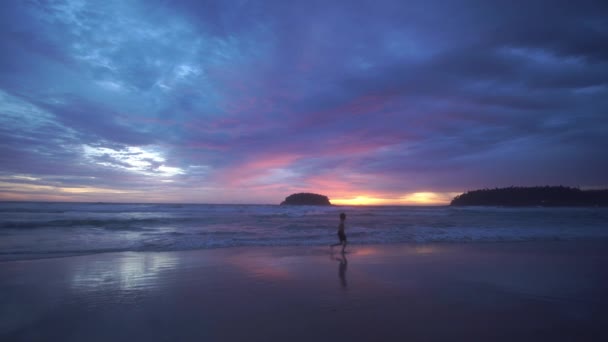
<box><xmin>0</xmin><ymin>199</ymin><xmax>451</xmax><ymax>207</ymax></box>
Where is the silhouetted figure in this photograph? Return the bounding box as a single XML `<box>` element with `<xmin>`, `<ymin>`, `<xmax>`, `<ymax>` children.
<box><xmin>330</xmin><ymin>212</ymin><xmax>347</xmax><ymax>253</ymax></box>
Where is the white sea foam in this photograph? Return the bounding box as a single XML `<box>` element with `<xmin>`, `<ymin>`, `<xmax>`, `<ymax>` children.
<box><xmin>1</xmin><ymin>202</ymin><xmax>607</xmax><ymax>260</ymax></box>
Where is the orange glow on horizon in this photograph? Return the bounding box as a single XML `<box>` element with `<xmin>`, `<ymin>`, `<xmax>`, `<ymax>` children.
<box><xmin>331</xmin><ymin>192</ymin><xmax>461</xmax><ymax>206</ymax></box>
<box><xmin>331</xmin><ymin>196</ymin><xmax>394</xmax><ymax>206</ymax></box>
<box><xmin>399</xmin><ymin>192</ymin><xmax>453</xmax><ymax>205</ymax></box>
<box><xmin>0</xmin><ymin>181</ymin><xmax>132</xmax><ymax>195</ymax></box>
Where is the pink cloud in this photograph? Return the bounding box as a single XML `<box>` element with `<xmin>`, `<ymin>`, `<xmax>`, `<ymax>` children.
<box><xmin>213</xmin><ymin>153</ymin><xmax>300</xmax><ymax>186</ymax></box>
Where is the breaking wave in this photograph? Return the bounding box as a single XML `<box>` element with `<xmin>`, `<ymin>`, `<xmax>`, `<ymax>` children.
<box><xmin>1</xmin><ymin>202</ymin><xmax>607</xmax><ymax>260</ymax></box>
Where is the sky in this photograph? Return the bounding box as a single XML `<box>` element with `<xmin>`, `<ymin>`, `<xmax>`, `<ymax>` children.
<box><xmin>0</xmin><ymin>0</ymin><xmax>607</xmax><ymax>205</ymax></box>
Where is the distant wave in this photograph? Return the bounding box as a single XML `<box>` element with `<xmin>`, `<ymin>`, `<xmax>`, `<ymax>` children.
<box><xmin>1</xmin><ymin>203</ymin><xmax>608</xmax><ymax>261</ymax></box>
<box><xmin>0</xmin><ymin>217</ymin><xmax>200</xmax><ymax>231</ymax></box>
<box><xmin>0</xmin><ymin>208</ymin><xmax>67</xmax><ymax>214</ymax></box>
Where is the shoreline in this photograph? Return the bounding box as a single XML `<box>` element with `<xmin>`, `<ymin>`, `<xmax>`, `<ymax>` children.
<box><xmin>2</xmin><ymin>241</ymin><xmax>607</xmax><ymax>341</ymax></box>
<box><xmin>4</xmin><ymin>238</ymin><xmax>608</xmax><ymax>263</ymax></box>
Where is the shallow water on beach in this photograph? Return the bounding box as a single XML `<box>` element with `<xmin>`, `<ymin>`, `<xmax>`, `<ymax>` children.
<box><xmin>1</xmin><ymin>202</ymin><xmax>607</xmax><ymax>260</ymax></box>
<box><xmin>1</xmin><ymin>243</ymin><xmax>607</xmax><ymax>341</ymax></box>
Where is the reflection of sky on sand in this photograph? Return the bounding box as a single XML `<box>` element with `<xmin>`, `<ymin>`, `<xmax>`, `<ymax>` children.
<box><xmin>61</xmin><ymin>244</ymin><xmax>608</xmax><ymax>321</ymax></box>
<box><xmin>225</xmin><ymin>253</ymin><xmax>293</xmax><ymax>281</ymax></box>
<box><xmin>349</xmin><ymin>246</ymin><xmax>380</xmax><ymax>256</ymax></box>
<box><xmin>349</xmin><ymin>244</ymin><xmax>439</xmax><ymax>257</ymax></box>
<box><xmin>219</xmin><ymin>245</ymin><xmax>442</xmax><ymax>287</ymax></box>
<box><xmin>2</xmin><ymin>243</ymin><xmax>607</xmax><ymax>341</ymax></box>
<box><xmin>69</xmin><ymin>252</ymin><xmax>179</xmax><ymax>294</ymax></box>
<box><xmin>412</xmin><ymin>245</ymin><xmax>439</xmax><ymax>254</ymax></box>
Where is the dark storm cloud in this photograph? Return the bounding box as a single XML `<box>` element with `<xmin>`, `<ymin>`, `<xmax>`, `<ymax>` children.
<box><xmin>0</xmin><ymin>0</ymin><xmax>607</xmax><ymax>203</ymax></box>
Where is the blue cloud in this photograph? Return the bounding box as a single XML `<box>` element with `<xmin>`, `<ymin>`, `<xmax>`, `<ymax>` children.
<box><xmin>0</xmin><ymin>0</ymin><xmax>607</xmax><ymax>203</ymax></box>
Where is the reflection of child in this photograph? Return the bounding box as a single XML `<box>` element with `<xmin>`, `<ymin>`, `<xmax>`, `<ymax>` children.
<box><xmin>338</xmin><ymin>253</ymin><xmax>347</xmax><ymax>288</ymax></box>
<box><xmin>330</xmin><ymin>213</ymin><xmax>347</xmax><ymax>253</ymax></box>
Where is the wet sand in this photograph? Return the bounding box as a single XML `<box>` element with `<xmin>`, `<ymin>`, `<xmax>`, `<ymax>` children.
<box><xmin>1</xmin><ymin>242</ymin><xmax>607</xmax><ymax>341</ymax></box>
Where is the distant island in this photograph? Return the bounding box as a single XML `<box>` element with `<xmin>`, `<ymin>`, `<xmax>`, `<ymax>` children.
<box><xmin>450</xmin><ymin>186</ymin><xmax>608</xmax><ymax>207</ymax></box>
<box><xmin>280</xmin><ymin>193</ymin><xmax>332</xmax><ymax>206</ymax></box>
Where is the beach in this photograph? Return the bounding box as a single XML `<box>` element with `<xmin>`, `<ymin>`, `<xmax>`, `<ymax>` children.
<box><xmin>2</xmin><ymin>241</ymin><xmax>607</xmax><ymax>341</ymax></box>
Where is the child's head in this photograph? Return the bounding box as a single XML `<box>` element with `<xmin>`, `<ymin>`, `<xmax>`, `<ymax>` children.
<box><xmin>340</xmin><ymin>213</ymin><xmax>346</xmax><ymax>220</ymax></box>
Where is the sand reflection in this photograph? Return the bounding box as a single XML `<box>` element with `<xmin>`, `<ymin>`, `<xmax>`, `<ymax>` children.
<box><xmin>350</xmin><ymin>244</ymin><xmax>439</xmax><ymax>257</ymax></box>
<box><xmin>70</xmin><ymin>252</ymin><xmax>179</xmax><ymax>293</ymax></box>
<box><xmin>413</xmin><ymin>245</ymin><xmax>438</xmax><ymax>254</ymax></box>
<box><xmin>351</xmin><ymin>246</ymin><xmax>382</xmax><ymax>256</ymax></box>
<box><xmin>331</xmin><ymin>252</ymin><xmax>348</xmax><ymax>289</ymax></box>
<box><xmin>225</xmin><ymin>253</ymin><xmax>292</xmax><ymax>281</ymax></box>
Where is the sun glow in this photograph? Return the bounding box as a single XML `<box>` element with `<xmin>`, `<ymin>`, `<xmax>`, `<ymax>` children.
<box><xmin>331</xmin><ymin>196</ymin><xmax>394</xmax><ymax>206</ymax></box>
<box><xmin>332</xmin><ymin>192</ymin><xmax>460</xmax><ymax>206</ymax></box>
<box><xmin>400</xmin><ymin>192</ymin><xmax>447</xmax><ymax>205</ymax></box>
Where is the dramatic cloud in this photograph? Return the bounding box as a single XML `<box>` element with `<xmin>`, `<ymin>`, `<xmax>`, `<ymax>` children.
<box><xmin>1</xmin><ymin>0</ymin><xmax>607</xmax><ymax>204</ymax></box>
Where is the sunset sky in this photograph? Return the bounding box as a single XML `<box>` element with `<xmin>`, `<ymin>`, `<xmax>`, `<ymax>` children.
<box><xmin>1</xmin><ymin>0</ymin><xmax>607</xmax><ymax>205</ymax></box>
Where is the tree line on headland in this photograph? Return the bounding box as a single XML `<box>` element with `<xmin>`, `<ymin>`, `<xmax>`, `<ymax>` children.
<box><xmin>281</xmin><ymin>193</ymin><xmax>332</xmax><ymax>205</ymax></box>
<box><xmin>450</xmin><ymin>186</ymin><xmax>608</xmax><ymax>207</ymax></box>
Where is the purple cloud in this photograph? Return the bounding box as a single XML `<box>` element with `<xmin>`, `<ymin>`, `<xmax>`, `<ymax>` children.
<box><xmin>0</xmin><ymin>0</ymin><xmax>607</xmax><ymax>204</ymax></box>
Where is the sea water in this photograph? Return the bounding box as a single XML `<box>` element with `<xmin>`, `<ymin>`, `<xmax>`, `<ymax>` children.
<box><xmin>1</xmin><ymin>202</ymin><xmax>607</xmax><ymax>260</ymax></box>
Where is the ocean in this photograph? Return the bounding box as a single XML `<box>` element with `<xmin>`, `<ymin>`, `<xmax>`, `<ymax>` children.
<box><xmin>1</xmin><ymin>202</ymin><xmax>607</xmax><ymax>261</ymax></box>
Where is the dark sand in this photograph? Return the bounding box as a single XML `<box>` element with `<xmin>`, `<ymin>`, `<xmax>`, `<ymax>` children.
<box><xmin>1</xmin><ymin>242</ymin><xmax>607</xmax><ymax>341</ymax></box>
